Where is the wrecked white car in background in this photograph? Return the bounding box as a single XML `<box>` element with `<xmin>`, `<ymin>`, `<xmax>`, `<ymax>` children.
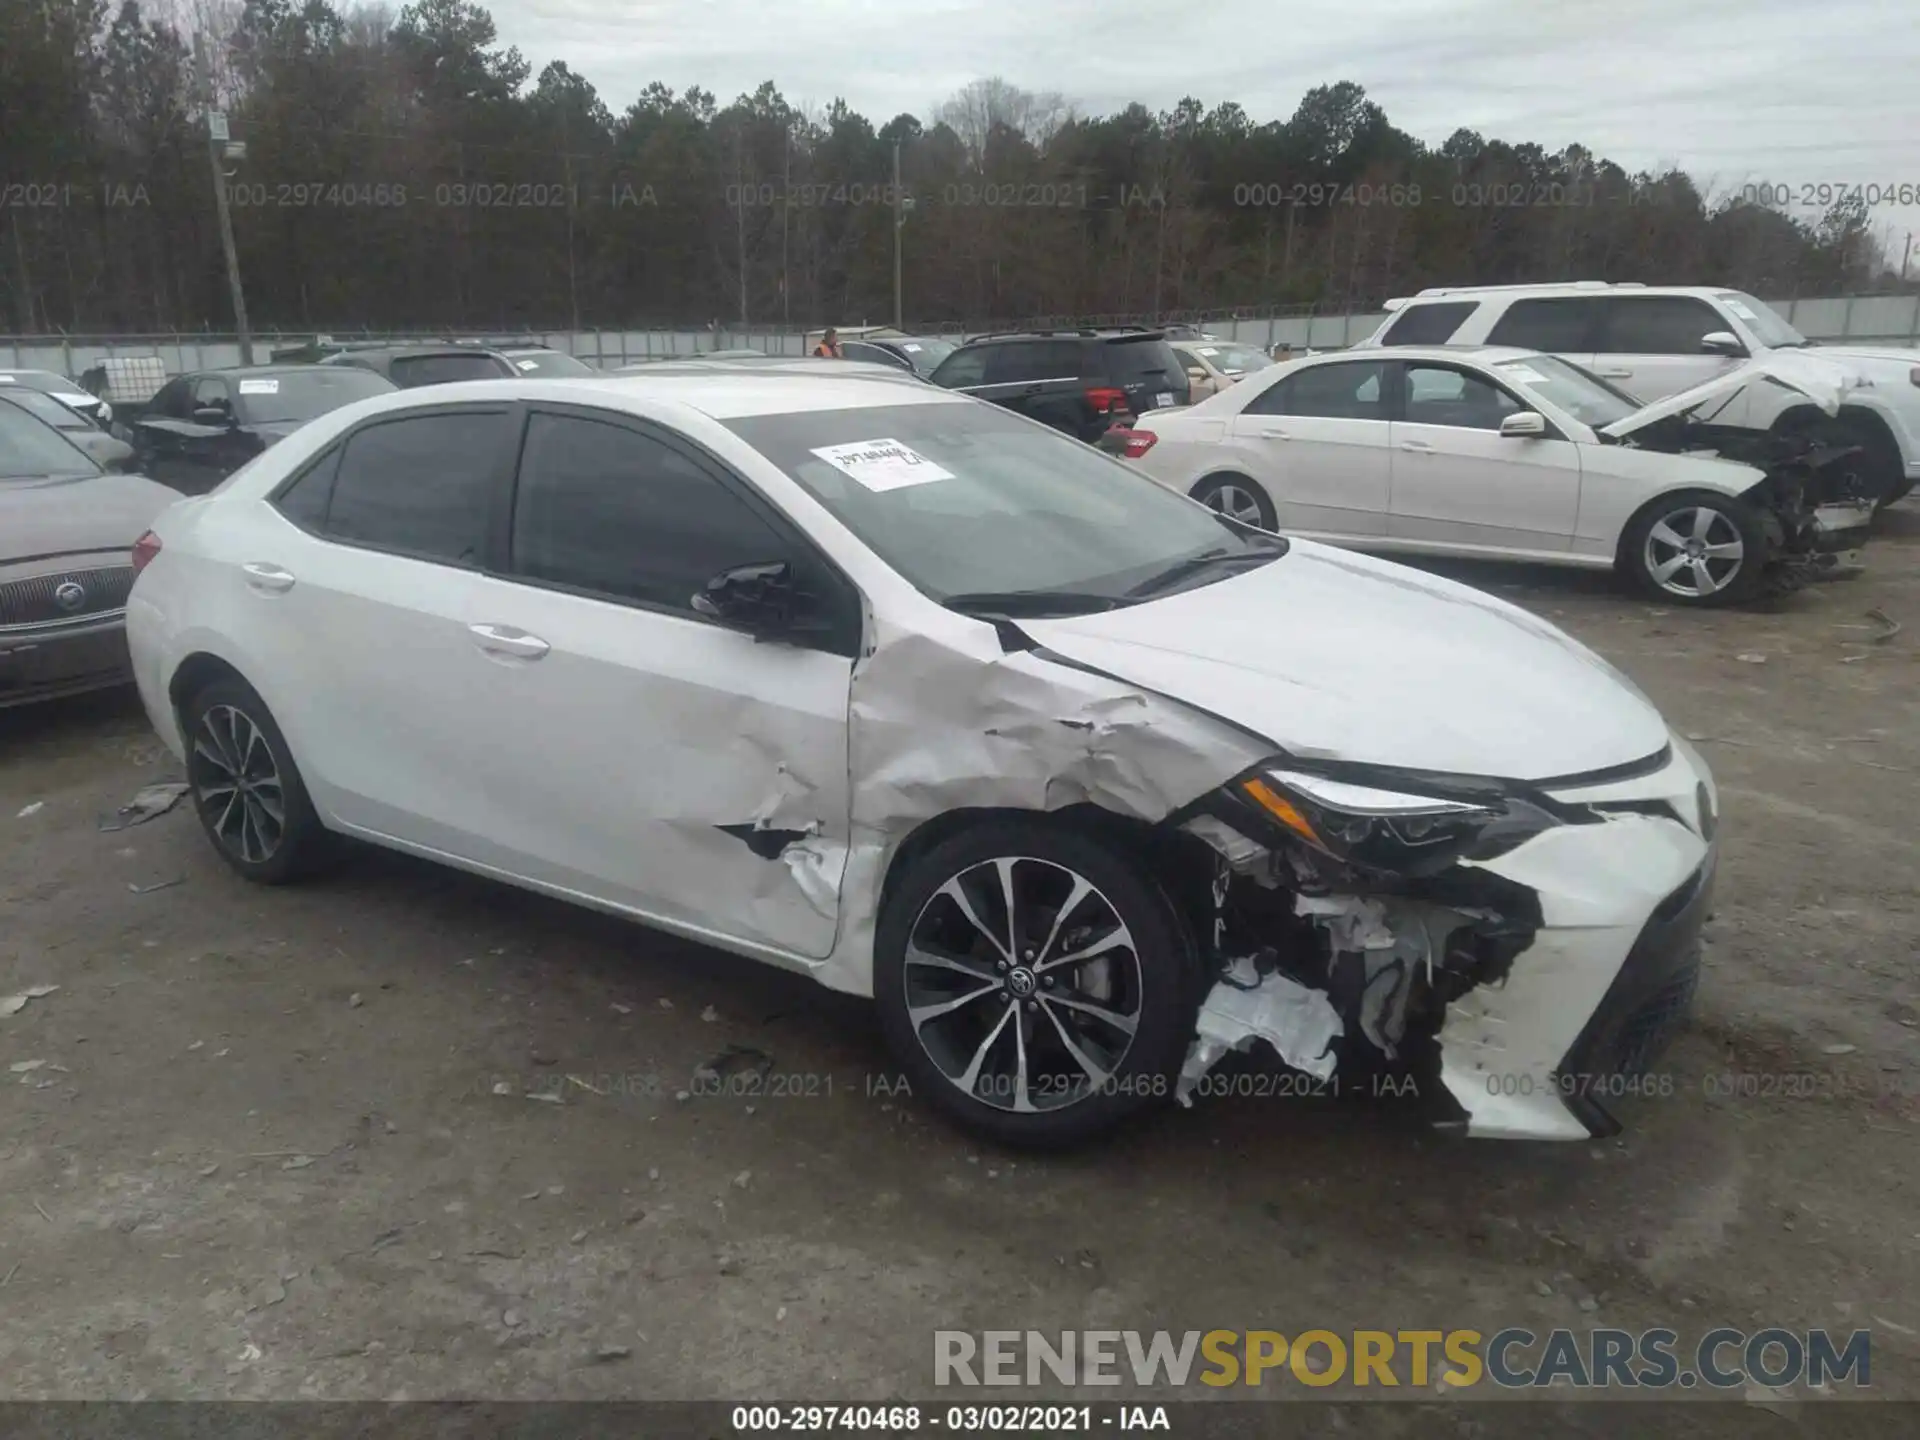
<box><xmin>125</xmin><ymin>364</ymin><xmax>1715</xmax><ymax>1147</ymax></box>
<box><xmin>1113</xmin><ymin>346</ymin><xmax>1873</xmax><ymax>606</ymax></box>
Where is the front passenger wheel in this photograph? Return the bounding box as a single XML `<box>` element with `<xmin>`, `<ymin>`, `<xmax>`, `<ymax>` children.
<box><xmin>874</xmin><ymin>820</ymin><xmax>1198</xmax><ymax>1149</ymax></box>
<box><xmin>1191</xmin><ymin>473</ymin><xmax>1277</xmax><ymax>530</ymax></box>
<box><xmin>182</xmin><ymin>676</ymin><xmax>335</xmax><ymax>883</ymax></box>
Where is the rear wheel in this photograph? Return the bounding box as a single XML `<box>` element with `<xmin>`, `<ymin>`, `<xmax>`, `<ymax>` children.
<box><xmin>182</xmin><ymin>676</ymin><xmax>335</xmax><ymax>883</ymax></box>
<box><xmin>874</xmin><ymin>820</ymin><xmax>1197</xmax><ymax>1149</ymax></box>
<box><xmin>1619</xmin><ymin>490</ymin><xmax>1767</xmax><ymax>607</ymax></box>
<box><xmin>1191</xmin><ymin>473</ymin><xmax>1276</xmax><ymax>530</ymax></box>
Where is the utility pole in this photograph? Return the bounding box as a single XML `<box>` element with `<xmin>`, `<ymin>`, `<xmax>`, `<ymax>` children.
<box><xmin>892</xmin><ymin>139</ymin><xmax>904</xmax><ymax>329</ymax></box>
<box><xmin>781</xmin><ymin>125</ymin><xmax>791</xmax><ymax>329</ymax></box>
<box><xmin>735</xmin><ymin>130</ymin><xmax>748</xmax><ymax>328</ymax></box>
<box><xmin>194</xmin><ymin>33</ymin><xmax>252</xmax><ymax>365</ymax></box>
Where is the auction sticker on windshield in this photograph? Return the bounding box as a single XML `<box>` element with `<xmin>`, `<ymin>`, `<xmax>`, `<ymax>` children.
<box><xmin>237</xmin><ymin>378</ymin><xmax>280</xmax><ymax>394</ymax></box>
<box><xmin>810</xmin><ymin>438</ymin><xmax>954</xmax><ymax>492</ymax></box>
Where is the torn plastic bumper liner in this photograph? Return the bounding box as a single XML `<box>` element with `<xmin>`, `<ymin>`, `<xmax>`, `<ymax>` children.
<box><xmin>1168</xmin><ymin>738</ymin><xmax>1717</xmax><ymax>1141</ymax></box>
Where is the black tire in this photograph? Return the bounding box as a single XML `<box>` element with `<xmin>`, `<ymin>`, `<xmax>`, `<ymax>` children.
<box><xmin>1829</xmin><ymin>414</ymin><xmax>1908</xmax><ymax>511</ymax></box>
<box><xmin>874</xmin><ymin>818</ymin><xmax>1198</xmax><ymax>1150</ymax></box>
<box><xmin>1191</xmin><ymin>472</ymin><xmax>1277</xmax><ymax>530</ymax></box>
<box><xmin>1618</xmin><ymin>489</ymin><xmax>1768</xmax><ymax>607</ymax></box>
<box><xmin>180</xmin><ymin>675</ymin><xmax>336</xmax><ymax>884</ymax></box>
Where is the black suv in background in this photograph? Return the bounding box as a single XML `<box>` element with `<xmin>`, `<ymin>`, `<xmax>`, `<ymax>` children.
<box><xmin>928</xmin><ymin>329</ymin><xmax>1189</xmax><ymax>443</ymax></box>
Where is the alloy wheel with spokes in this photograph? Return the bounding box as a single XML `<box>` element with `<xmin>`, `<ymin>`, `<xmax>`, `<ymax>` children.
<box><xmin>1193</xmin><ymin>474</ymin><xmax>1276</xmax><ymax>530</ymax></box>
<box><xmin>191</xmin><ymin>703</ymin><xmax>286</xmax><ymax>864</ymax></box>
<box><xmin>1642</xmin><ymin>505</ymin><xmax>1745</xmax><ymax>599</ymax></box>
<box><xmin>904</xmin><ymin>856</ymin><xmax>1143</xmax><ymax>1114</ymax></box>
<box><xmin>875</xmin><ymin>821</ymin><xmax>1195</xmax><ymax>1147</ymax></box>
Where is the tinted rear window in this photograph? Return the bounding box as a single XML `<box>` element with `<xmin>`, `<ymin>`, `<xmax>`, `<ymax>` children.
<box><xmin>1102</xmin><ymin>337</ymin><xmax>1183</xmax><ymax>384</ymax></box>
<box><xmin>1380</xmin><ymin>301</ymin><xmax>1477</xmax><ymax>345</ymax></box>
<box><xmin>389</xmin><ymin>353</ymin><xmax>512</xmax><ymax>387</ymax></box>
<box><xmin>1485</xmin><ymin>298</ymin><xmax>1603</xmax><ymax>352</ymax></box>
<box><xmin>324</xmin><ymin>410</ymin><xmax>510</xmax><ymax>563</ymax></box>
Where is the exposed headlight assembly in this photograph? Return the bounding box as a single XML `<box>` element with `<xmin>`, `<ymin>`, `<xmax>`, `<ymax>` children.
<box><xmin>1236</xmin><ymin>767</ymin><xmax>1558</xmax><ymax>878</ymax></box>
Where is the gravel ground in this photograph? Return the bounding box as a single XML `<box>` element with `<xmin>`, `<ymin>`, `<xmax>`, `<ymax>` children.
<box><xmin>2</xmin><ymin>504</ymin><xmax>1917</xmax><ymax>1419</ymax></box>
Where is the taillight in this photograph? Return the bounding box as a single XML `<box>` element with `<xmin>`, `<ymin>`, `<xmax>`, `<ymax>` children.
<box><xmin>132</xmin><ymin>530</ymin><xmax>162</xmax><ymax>574</ymax></box>
<box><xmin>1106</xmin><ymin>427</ymin><xmax>1157</xmax><ymax>459</ymax></box>
<box><xmin>1085</xmin><ymin>386</ymin><xmax>1128</xmax><ymax>415</ymax></box>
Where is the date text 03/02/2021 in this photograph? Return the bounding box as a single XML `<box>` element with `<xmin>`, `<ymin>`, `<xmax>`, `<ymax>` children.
<box><xmin>730</xmin><ymin>1406</ymin><xmax>1171</xmax><ymax>1433</ymax></box>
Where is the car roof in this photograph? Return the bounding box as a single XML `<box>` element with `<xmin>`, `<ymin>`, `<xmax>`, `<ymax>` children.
<box><xmin>1385</xmin><ymin>281</ymin><xmax>1738</xmax><ymax>309</ymax></box>
<box><xmin>186</xmin><ymin>364</ymin><xmax>364</xmax><ymax>380</ymax></box>
<box><xmin>345</xmin><ymin>367</ymin><xmax>961</xmax><ymax>422</ymax></box>
<box><xmin>956</xmin><ymin>328</ymin><xmax>1167</xmax><ymax>346</ymax></box>
<box><xmin>333</xmin><ymin>344</ymin><xmax>508</xmax><ymax>360</ymax></box>
<box><xmin>1293</xmin><ymin>343</ymin><xmax>1546</xmax><ymax>365</ymax></box>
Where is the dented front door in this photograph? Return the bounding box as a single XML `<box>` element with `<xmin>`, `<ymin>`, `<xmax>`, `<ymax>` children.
<box><xmin>461</xmin><ymin>571</ymin><xmax>853</xmax><ymax>957</ymax></box>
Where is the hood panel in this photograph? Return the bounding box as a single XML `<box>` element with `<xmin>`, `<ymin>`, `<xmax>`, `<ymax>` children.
<box><xmin>1602</xmin><ymin>351</ymin><xmax>1852</xmax><ymax>438</ymax></box>
<box><xmin>1022</xmin><ymin>543</ymin><xmax>1669</xmax><ymax>782</ymax></box>
<box><xmin>1</xmin><ymin>471</ymin><xmax>178</xmax><ymax>561</ymax></box>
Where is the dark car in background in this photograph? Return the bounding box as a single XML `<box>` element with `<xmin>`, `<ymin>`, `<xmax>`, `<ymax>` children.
<box><xmin>130</xmin><ymin>365</ymin><xmax>395</xmax><ymax>494</ymax></box>
<box><xmin>320</xmin><ymin>343</ymin><xmax>518</xmax><ymax>388</ymax></box>
<box><xmin>0</xmin><ymin>395</ymin><xmax>178</xmax><ymax>708</ymax></box>
<box><xmin>928</xmin><ymin>329</ymin><xmax>1189</xmax><ymax>443</ymax></box>
<box><xmin>835</xmin><ymin>334</ymin><xmax>956</xmax><ymax>378</ymax></box>
<box><xmin>0</xmin><ymin>389</ymin><xmax>137</xmax><ymax>472</ymax></box>
<box><xmin>0</xmin><ymin>367</ymin><xmax>115</xmax><ymax>428</ymax></box>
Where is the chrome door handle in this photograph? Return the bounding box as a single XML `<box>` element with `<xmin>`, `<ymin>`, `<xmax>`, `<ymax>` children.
<box><xmin>469</xmin><ymin>624</ymin><xmax>550</xmax><ymax>660</ymax></box>
<box><xmin>1255</xmin><ymin>427</ymin><xmax>1292</xmax><ymax>440</ymax></box>
<box><xmin>1399</xmin><ymin>441</ymin><xmax>1433</xmax><ymax>453</ymax></box>
<box><xmin>241</xmin><ymin>562</ymin><xmax>295</xmax><ymax>593</ymax></box>
<box><xmin>1595</xmin><ymin>367</ymin><xmax>1633</xmax><ymax>379</ymax></box>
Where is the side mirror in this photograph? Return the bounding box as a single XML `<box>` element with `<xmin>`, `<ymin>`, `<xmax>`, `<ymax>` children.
<box><xmin>1699</xmin><ymin>331</ymin><xmax>1746</xmax><ymax>357</ymax></box>
<box><xmin>97</xmin><ymin>436</ymin><xmax>136</xmax><ymax>471</ymax></box>
<box><xmin>1499</xmin><ymin>411</ymin><xmax>1548</xmax><ymax>438</ymax></box>
<box><xmin>192</xmin><ymin>405</ymin><xmax>234</xmax><ymax>426</ymax></box>
<box><xmin>690</xmin><ymin>560</ymin><xmax>827</xmax><ymax>640</ymax></box>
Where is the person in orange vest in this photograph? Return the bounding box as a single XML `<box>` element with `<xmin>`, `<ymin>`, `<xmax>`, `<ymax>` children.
<box><xmin>813</xmin><ymin>328</ymin><xmax>843</xmax><ymax>358</ymax></box>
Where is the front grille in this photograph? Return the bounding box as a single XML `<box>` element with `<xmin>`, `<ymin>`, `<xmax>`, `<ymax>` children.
<box><xmin>0</xmin><ymin>566</ymin><xmax>135</xmax><ymax>628</ymax></box>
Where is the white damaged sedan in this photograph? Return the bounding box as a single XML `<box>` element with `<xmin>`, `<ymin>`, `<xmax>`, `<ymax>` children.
<box><xmin>125</xmin><ymin>363</ymin><xmax>1715</xmax><ymax>1146</ymax></box>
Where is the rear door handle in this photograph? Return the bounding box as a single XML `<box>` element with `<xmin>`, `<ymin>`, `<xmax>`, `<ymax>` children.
<box><xmin>1255</xmin><ymin>427</ymin><xmax>1292</xmax><ymax>440</ymax></box>
<box><xmin>469</xmin><ymin>623</ymin><xmax>550</xmax><ymax>660</ymax></box>
<box><xmin>1596</xmin><ymin>367</ymin><xmax>1633</xmax><ymax>379</ymax></box>
<box><xmin>241</xmin><ymin>562</ymin><xmax>296</xmax><ymax>594</ymax></box>
<box><xmin>1399</xmin><ymin>440</ymin><xmax>1433</xmax><ymax>453</ymax></box>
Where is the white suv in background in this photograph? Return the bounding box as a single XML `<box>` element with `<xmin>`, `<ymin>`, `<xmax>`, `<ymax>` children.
<box><xmin>1357</xmin><ymin>282</ymin><xmax>1919</xmax><ymax>505</ymax></box>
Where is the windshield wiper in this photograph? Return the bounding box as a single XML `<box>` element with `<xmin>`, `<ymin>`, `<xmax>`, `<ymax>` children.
<box><xmin>942</xmin><ymin>590</ymin><xmax>1121</xmax><ymax>617</ymax></box>
<box><xmin>1124</xmin><ymin>543</ymin><xmax>1283</xmax><ymax>598</ymax></box>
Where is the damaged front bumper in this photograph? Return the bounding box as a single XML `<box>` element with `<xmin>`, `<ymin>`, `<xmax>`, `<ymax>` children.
<box><xmin>1172</xmin><ymin>740</ymin><xmax>1717</xmax><ymax>1141</ymax></box>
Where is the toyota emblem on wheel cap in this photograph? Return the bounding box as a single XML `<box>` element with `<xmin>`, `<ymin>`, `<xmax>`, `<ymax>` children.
<box><xmin>54</xmin><ymin>580</ymin><xmax>88</xmax><ymax>612</ymax></box>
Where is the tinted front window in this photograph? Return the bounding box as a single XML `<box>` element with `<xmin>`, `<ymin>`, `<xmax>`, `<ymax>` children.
<box><xmin>1598</xmin><ymin>297</ymin><xmax>1725</xmax><ymax>354</ymax></box>
<box><xmin>1246</xmin><ymin>361</ymin><xmax>1387</xmax><ymax>419</ymax></box>
<box><xmin>511</xmin><ymin>413</ymin><xmax>788</xmax><ymax>615</ymax></box>
<box><xmin>841</xmin><ymin>342</ymin><xmax>913</xmax><ymax>372</ymax></box>
<box><xmin>147</xmin><ymin>378</ymin><xmax>193</xmax><ymax>419</ymax></box>
<box><xmin>234</xmin><ymin>370</ymin><xmax>394</xmax><ymax>424</ymax></box>
<box><xmin>273</xmin><ymin>447</ymin><xmax>342</xmax><ymax>529</ymax></box>
<box><xmin>0</xmin><ymin>400</ymin><xmax>97</xmax><ymax>479</ymax></box>
<box><xmin>723</xmin><ymin>401</ymin><xmax>1273</xmax><ymax>606</ymax></box>
<box><xmin>1493</xmin><ymin>355</ymin><xmax>1638</xmax><ymax>428</ymax></box>
<box><xmin>1380</xmin><ymin>301</ymin><xmax>1478</xmax><ymax>345</ymax></box>
<box><xmin>930</xmin><ymin>347</ymin><xmax>989</xmax><ymax>388</ymax></box>
<box><xmin>1485</xmin><ymin>297</ymin><xmax>1603</xmax><ymax>352</ymax></box>
<box><xmin>324</xmin><ymin>410</ymin><xmax>508</xmax><ymax>563</ymax></box>
<box><xmin>1402</xmin><ymin>365</ymin><xmax>1524</xmax><ymax>430</ymax></box>
<box><xmin>389</xmin><ymin>353</ymin><xmax>512</xmax><ymax>387</ymax></box>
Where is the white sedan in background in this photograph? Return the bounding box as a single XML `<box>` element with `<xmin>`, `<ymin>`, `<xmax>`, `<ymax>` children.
<box><xmin>1117</xmin><ymin>345</ymin><xmax>1871</xmax><ymax>606</ymax></box>
<box><xmin>1168</xmin><ymin>340</ymin><xmax>1276</xmax><ymax>400</ymax></box>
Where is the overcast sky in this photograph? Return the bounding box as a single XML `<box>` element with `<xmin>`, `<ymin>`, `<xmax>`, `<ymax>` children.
<box><xmin>488</xmin><ymin>0</ymin><xmax>1920</xmax><ymax>244</ymax></box>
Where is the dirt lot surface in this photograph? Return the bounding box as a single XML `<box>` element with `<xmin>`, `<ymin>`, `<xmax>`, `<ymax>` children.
<box><xmin>3</xmin><ymin>506</ymin><xmax>1918</xmax><ymax>1424</ymax></box>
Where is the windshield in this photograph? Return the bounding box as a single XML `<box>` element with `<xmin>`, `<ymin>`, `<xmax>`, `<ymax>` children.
<box><xmin>1193</xmin><ymin>343</ymin><xmax>1273</xmax><ymax>377</ymax></box>
<box><xmin>724</xmin><ymin>400</ymin><xmax>1283</xmax><ymax>612</ymax></box>
<box><xmin>1715</xmin><ymin>291</ymin><xmax>1808</xmax><ymax>348</ymax></box>
<box><xmin>234</xmin><ymin>370</ymin><xmax>394</xmax><ymax>424</ymax></box>
<box><xmin>897</xmin><ymin>338</ymin><xmax>956</xmax><ymax>375</ymax></box>
<box><xmin>0</xmin><ymin>370</ymin><xmax>77</xmax><ymax>397</ymax></box>
<box><xmin>0</xmin><ymin>398</ymin><xmax>98</xmax><ymax>479</ymax></box>
<box><xmin>2</xmin><ymin>388</ymin><xmax>92</xmax><ymax>431</ymax></box>
<box><xmin>507</xmin><ymin>350</ymin><xmax>595</xmax><ymax>376</ymax></box>
<box><xmin>1493</xmin><ymin>354</ymin><xmax>1640</xmax><ymax>429</ymax></box>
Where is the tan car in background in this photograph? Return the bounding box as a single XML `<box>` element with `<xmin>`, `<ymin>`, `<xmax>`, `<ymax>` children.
<box><xmin>1170</xmin><ymin>339</ymin><xmax>1277</xmax><ymax>399</ymax></box>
